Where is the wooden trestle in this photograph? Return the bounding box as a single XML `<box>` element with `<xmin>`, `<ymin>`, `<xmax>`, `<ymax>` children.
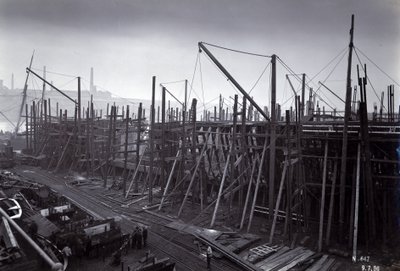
<box><xmin>22</xmin><ymin>89</ymin><xmax>400</xmax><ymax>253</ymax></box>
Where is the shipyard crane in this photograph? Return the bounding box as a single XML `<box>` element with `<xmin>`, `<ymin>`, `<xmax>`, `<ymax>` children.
<box><xmin>198</xmin><ymin>42</ymin><xmax>271</xmax><ymax>121</ymax></box>
<box><xmin>15</xmin><ymin>51</ymin><xmax>34</xmax><ymax>135</ymax></box>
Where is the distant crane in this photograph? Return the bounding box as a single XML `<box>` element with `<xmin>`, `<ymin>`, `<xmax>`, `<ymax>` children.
<box><xmin>15</xmin><ymin>51</ymin><xmax>35</xmax><ymax>135</ymax></box>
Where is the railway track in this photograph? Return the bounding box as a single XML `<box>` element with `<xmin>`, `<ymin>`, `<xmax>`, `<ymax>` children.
<box><xmin>13</xmin><ymin>166</ymin><xmax>243</xmax><ymax>271</ymax></box>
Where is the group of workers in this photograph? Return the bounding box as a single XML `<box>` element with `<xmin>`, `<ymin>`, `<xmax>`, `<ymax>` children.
<box><xmin>110</xmin><ymin>225</ymin><xmax>148</xmax><ymax>266</ymax></box>
<box><xmin>131</xmin><ymin>225</ymin><xmax>148</xmax><ymax>249</ymax></box>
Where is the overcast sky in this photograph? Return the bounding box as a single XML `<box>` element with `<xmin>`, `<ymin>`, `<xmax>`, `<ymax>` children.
<box><xmin>0</xmin><ymin>0</ymin><xmax>399</xmax><ymax>112</ymax></box>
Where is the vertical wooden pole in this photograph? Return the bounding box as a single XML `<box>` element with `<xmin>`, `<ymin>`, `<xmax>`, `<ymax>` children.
<box><xmin>339</xmin><ymin>14</ymin><xmax>355</xmax><ymax>240</ymax></box>
<box><xmin>48</xmin><ymin>98</ymin><xmax>51</xmax><ymax>124</ymax></box>
<box><xmin>229</xmin><ymin>95</ymin><xmax>238</xmax><ymax>213</ymax></box>
<box><xmin>77</xmin><ymin>76</ymin><xmax>81</xmax><ymax>134</ymax></box>
<box><xmin>326</xmin><ymin>156</ymin><xmax>338</xmax><ymax>245</ymax></box>
<box><xmin>301</xmin><ymin>73</ymin><xmax>306</xmax><ymax>117</ymax></box>
<box><xmin>352</xmin><ymin>143</ymin><xmax>361</xmax><ymax>262</ymax></box>
<box><xmin>123</xmin><ymin>105</ymin><xmax>130</xmax><ymax>195</ymax></box>
<box><xmin>149</xmin><ymin>76</ymin><xmax>156</xmax><ymax>203</ymax></box>
<box><xmin>30</xmin><ymin>105</ymin><xmax>33</xmax><ymax>150</ymax></box>
<box><xmin>161</xmin><ymin>87</ymin><xmax>166</xmax><ymax>194</ymax></box>
<box><xmin>239</xmin><ymin>96</ymin><xmax>247</xmax><ymax>213</ymax></box>
<box><xmin>25</xmin><ymin>104</ymin><xmax>29</xmax><ymax>151</ymax></box>
<box><xmin>44</xmin><ymin>99</ymin><xmax>47</xmax><ymax>128</ymax></box>
<box><xmin>181</xmin><ymin>81</ymin><xmax>187</xmax><ymax>194</ymax></box>
<box><xmin>318</xmin><ymin>140</ymin><xmax>329</xmax><ymax>252</ymax></box>
<box><xmin>32</xmin><ymin>101</ymin><xmax>37</xmax><ymax>154</ymax></box>
<box><xmin>86</xmin><ymin>108</ymin><xmax>90</xmax><ymax>177</ymax></box>
<box><xmin>284</xmin><ymin>110</ymin><xmax>293</xmax><ymax>240</ymax></box>
<box><xmin>135</xmin><ymin>103</ymin><xmax>142</xmax><ymax>193</ymax></box>
<box><xmin>269</xmin><ymin>54</ymin><xmax>277</xmax><ymax>221</ymax></box>
<box><xmin>104</xmin><ymin>106</ymin><xmax>114</xmax><ymax>188</ymax></box>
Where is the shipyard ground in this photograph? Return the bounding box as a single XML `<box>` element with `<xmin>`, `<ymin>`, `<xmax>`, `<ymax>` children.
<box><xmin>13</xmin><ymin>165</ymin><xmax>242</xmax><ymax>271</ymax></box>
<box><xmin>6</xmin><ymin>165</ymin><xmax>392</xmax><ymax>271</ymax></box>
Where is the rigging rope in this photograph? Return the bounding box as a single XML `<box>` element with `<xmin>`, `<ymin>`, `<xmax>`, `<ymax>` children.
<box><xmin>306</xmin><ymin>47</ymin><xmax>348</xmax><ymax>84</ymax></box>
<box><xmin>249</xmin><ymin>62</ymin><xmax>270</xmax><ymax>95</ymax></box>
<box><xmin>355</xmin><ymin>46</ymin><xmax>400</xmax><ymax>88</ymax></box>
<box><xmin>202</xmin><ymin>42</ymin><xmax>271</xmax><ymax>58</ymax></box>
<box><xmin>188</xmin><ymin>51</ymin><xmax>203</xmax><ymax>103</ymax></box>
<box><xmin>30</xmin><ymin>67</ymin><xmax>77</xmax><ymax>78</ymax></box>
<box><xmin>353</xmin><ymin>48</ymin><xmax>384</xmax><ymax>110</ymax></box>
<box><xmin>198</xmin><ymin>52</ymin><xmax>206</xmax><ymax>110</ymax></box>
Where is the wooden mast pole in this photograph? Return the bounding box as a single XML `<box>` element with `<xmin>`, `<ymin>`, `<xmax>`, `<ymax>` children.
<box><xmin>339</xmin><ymin>14</ymin><xmax>355</xmax><ymax>240</ymax></box>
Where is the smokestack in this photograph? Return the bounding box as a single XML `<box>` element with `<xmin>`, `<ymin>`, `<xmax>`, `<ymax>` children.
<box><xmin>11</xmin><ymin>73</ymin><xmax>14</xmax><ymax>90</ymax></box>
<box><xmin>90</xmin><ymin>67</ymin><xmax>94</xmax><ymax>92</ymax></box>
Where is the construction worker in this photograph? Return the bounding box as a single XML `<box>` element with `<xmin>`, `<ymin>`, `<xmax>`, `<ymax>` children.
<box><xmin>62</xmin><ymin>245</ymin><xmax>72</xmax><ymax>257</ymax></box>
<box><xmin>206</xmin><ymin>245</ymin><xmax>213</xmax><ymax>270</ymax></box>
<box><xmin>142</xmin><ymin>226</ymin><xmax>148</xmax><ymax>247</ymax></box>
<box><xmin>111</xmin><ymin>249</ymin><xmax>122</xmax><ymax>266</ymax></box>
<box><xmin>136</xmin><ymin>226</ymin><xmax>143</xmax><ymax>249</ymax></box>
<box><xmin>131</xmin><ymin>227</ymin><xmax>138</xmax><ymax>249</ymax></box>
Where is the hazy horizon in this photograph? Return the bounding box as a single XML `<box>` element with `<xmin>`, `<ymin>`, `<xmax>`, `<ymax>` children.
<box><xmin>1</xmin><ymin>0</ymin><xmax>399</xmax><ymax>116</ymax></box>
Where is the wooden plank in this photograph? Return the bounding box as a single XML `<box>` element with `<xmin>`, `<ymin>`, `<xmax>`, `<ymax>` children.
<box><xmin>319</xmin><ymin>258</ymin><xmax>335</xmax><ymax>271</ymax></box>
<box><xmin>260</xmin><ymin>247</ymin><xmax>305</xmax><ymax>270</ymax></box>
<box><xmin>275</xmin><ymin>250</ymin><xmax>314</xmax><ymax>271</ymax></box>
<box><xmin>255</xmin><ymin>247</ymin><xmax>290</xmax><ymax>267</ymax></box>
<box><xmin>307</xmin><ymin>254</ymin><xmax>329</xmax><ymax>271</ymax></box>
<box><xmin>196</xmin><ymin>233</ymin><xmax>262</xmax><ymax>271</ymax></box>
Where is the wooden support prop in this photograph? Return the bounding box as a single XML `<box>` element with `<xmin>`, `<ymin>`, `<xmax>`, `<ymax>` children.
<box><xmin>247</xmin><ymin>139</ymin><xmax>268</xmax><ymax>232</ymax></box>
<box><xmin>159</xmin><ymin>150</ymin><xmax>180</xmax><ymax>210</ymax></box>
<box><xmin>240</xmin><ymin>153</ymin><xmax>260</xmax><ymax>230</ymax></box>
<box><xmin>326</xmin><ymin>155</ymin><xmax>338</xmax><ymax>245</ymax></box>
<box><xmin>318</xmin><ymin>140</ymin><xmax>329</xmax><ymax>252</ymax></box>
<box><xmin>352</xmin><ymin>143</ymin><xmax>361</xmax><ymax>262</ymax></box>
<box><xmin>269</xmin><ymin>160</ymin><xmax>288</xmax><ymax>244</ymax></box>
<box><xmin>210</xmin><ymin>152</ymin><xmax>231</xmax><ymax>227</ymax></box>
<box><xmin>54</xmin><ymin>134</ymin><xmax>73</xmax><ymax>172</ymax></box>
<box><xmin>178</xmin><ymin>127</ymin><xmax>212</xmax><ymax>217</ymax></box>
<box><xmin>125</xmin><ymin>146</ymin><xmax>148</xmax><ymax>198</ymax></box>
